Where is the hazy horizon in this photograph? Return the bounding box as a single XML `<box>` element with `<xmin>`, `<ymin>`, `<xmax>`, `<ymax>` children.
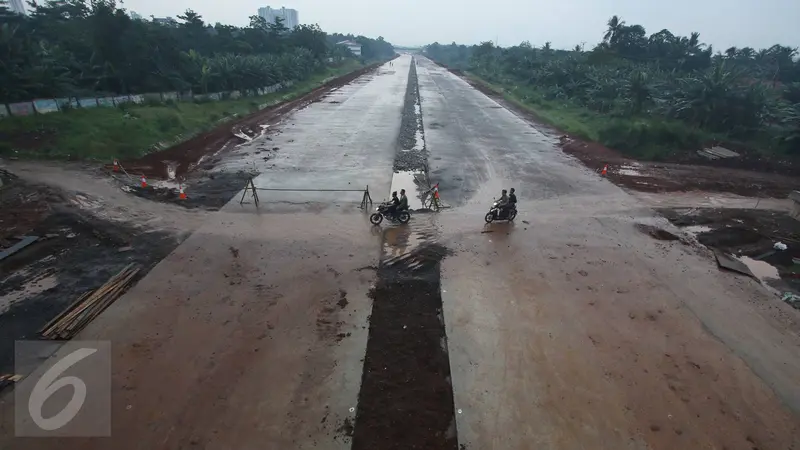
<box><xmin>120</xmin><ymin>0</ymin><xmax>800</xmax><ymax>51</ymax></box>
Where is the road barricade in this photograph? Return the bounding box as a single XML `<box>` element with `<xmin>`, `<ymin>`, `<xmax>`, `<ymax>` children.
<box><xmin>239</xmin><ymin>178</ymin><xmax>373</xmax><ymax>209</ymax></box>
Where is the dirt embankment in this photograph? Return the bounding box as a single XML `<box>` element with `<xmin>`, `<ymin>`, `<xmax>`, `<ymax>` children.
<box><xmin>560</xmin><ymin>137</ymin><xmax>800</xmax><ymax>198</ymax></box>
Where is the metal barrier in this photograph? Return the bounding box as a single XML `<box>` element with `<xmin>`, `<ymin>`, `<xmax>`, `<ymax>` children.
<box><xmin>239</xmin><ymin>178</ymin><xmax>373</xmax><ymax>209</ymax></box>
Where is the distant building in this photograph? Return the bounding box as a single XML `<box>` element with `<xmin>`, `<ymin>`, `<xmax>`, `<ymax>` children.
<box><xmin>337</xmin><ymin>40</ymin><xmax>362</xmax><ymax>57</ymax></box>
<box><xmin>7</xmin><ymin>0</ymin><xmax>26</xmax><ymax>14</ymax></box>
<box><xmin>129</xmin><ymin>11</ymin><xmax>143</xmax><ymax>20</ymax></box>
<box><xmin>257</xmin><ymin>6</ymin><xmax>299</xmax><ymax>29</ymax></box>
<box><xmin>152</xmin><ymin>17</ymin><xmax>178</xmax><ymax>26</ymax></box>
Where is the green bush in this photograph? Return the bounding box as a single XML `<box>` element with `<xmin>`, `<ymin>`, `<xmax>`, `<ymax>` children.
<box><xmin>154</xmin><ymin>113</ymin><xmax>182</xmax><ymax>133</ymax></box>
<box><xmin>598</xmin><ymin>119</ymin><xmax>705</xmax><ymax>158</ymax></box>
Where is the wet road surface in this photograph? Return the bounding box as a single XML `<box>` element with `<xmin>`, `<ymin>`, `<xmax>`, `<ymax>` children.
<box><xmin>417</xmin><ymin>56</ymin><xmax>800</xmax><ymax>449</ymax></box>
<box><xmin>218</xmin><ymin>58</ymin><xmax>411</xmax><ymax>211</ymax></box>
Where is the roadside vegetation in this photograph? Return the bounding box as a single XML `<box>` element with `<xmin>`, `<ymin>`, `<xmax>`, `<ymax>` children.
<box><xmin>0</xmin><ymin>61</ymin><xmax>363</xmax><ymax>160</ymax></box>
<box><xmin>424</xmin><ymin>16</ymin><xmax>800</xmax><ymax>160</ymax></box>
<box><xmin>0</xmin><ymin>0</ymin><xmax>394</xmax><ymax>160</ymax></box>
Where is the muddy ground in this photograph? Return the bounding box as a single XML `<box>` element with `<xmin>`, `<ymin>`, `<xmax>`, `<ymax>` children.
<box><xmin>660</xmin><ymin>207</ymin><xmax>800</xmax><ymax>303</ymax></box>
<box><xmin>0</xmin><ymin>173</ymin><xmax>180</xmax><ymax>375</ymax></box>
<box><xmin>560</xmin><ymin>137</ymin><xmax>800</xmax><ymax>198</ymax></box>
<box><xmin>353</xmin><ymin>58</ymin><xmax>459</xmax><ymax>449</ymax></box>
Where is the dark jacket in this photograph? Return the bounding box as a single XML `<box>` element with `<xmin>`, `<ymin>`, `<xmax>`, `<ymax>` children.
<box><xmin>399</xmin><ymin>194</ymin><xmax>409</xmax><ymax>209</ymax></box>
<box><xmin>509</xmin><ymin>193</ymin><xmax>517</xmax><ymax>205</ymax></box>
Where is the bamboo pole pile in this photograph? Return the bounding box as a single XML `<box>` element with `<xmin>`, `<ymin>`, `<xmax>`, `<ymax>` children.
<box><xmin>40</xmin><ymin>264</ymin><xmax>140</xmax><ymax>340</ymax></box>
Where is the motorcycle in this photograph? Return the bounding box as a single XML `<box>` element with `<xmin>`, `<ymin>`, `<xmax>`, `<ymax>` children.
<box><xmin>484</xmin><ymin>201</ymin><xmax>517</xmax><ymax>223</ymax></box>
<box><xmin>370</xmin><ymin>202</ymin><xmax>411</xmax><ymax>225</ymax></box>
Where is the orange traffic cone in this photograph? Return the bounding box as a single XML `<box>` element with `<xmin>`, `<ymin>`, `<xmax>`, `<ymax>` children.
<box><xmin>113</xmin><ymin>159</ymin><xmax>120</xmax><ymax>172</ymax></box>
<box><xmin>600</xmin><ymin>164</ymin><xmax>608</xmax><ymax>176</ymax></box>
<box><xmin>179</xmin><ymin>184</ymin><xmax>187</xmax><ymax>200</ymax></box>
<box><xmin>140</xmin><ymin>175</ymin><xmax>147</xmax><ymax>188</ymax></box>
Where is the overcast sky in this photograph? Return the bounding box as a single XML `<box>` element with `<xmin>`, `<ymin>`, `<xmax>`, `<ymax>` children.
<box><xmin>120</xmin><ymin>0</ymin><xmax>799</xmax><ymax>51</ymax></box>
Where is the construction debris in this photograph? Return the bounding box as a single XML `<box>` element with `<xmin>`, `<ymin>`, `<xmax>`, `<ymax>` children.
<box><xmin>714</xmin><ymin>250</ymin><xmax>756</xmax><ymax>279</ymax></box>
<box><xmin>0</xmin><ymin>235</ymin><xmax>39</xmax><ymax>261</ymax></box>
<box><xmin>782</xmin><ymin>292</ymin><xmax>800</xmax><ymax>306</ymax></box>
<box><xmin>697</xmin><ymin>146</ymin><xmax>740</xmax><ymax>160</ymax></box>
<box><xmin>40</xmin><ymin>264</ymin><xmax>140</xmax><ymax>340</ymax></box>
<box><xmin>0</xmin><ymin>374</ymin><xmax>22</xmax><ymax>392</ymax></box>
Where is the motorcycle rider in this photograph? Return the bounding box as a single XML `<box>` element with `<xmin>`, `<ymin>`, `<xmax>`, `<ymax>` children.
<box><xmin>387</xmin><ymin>191</ymin><xmax>401</xmax><ymax>217</ymax></box>
<box><xmin>399</xmin><ymin>189</ymin><xmax>409</xmax><ymax>212</ymax></box>
<box><xmin>496</xmin><ymin>189</ymin><xmax>509</xmax><ymax>217</ymax></box>
<box><xmin>508</xmin><ymin>188</ymin><xmax>517</xmax><ymax>212</ymax></box>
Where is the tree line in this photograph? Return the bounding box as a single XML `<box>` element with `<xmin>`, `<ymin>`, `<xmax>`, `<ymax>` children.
<box><xmin>425</xmin><ymin>16</ymin><xmax>800</xmax><ymax>155</ymax></box>
<box><xmin>0</xmin><ymin>0</ymin><xmax>395</xmax><ymax>102</ymax></box>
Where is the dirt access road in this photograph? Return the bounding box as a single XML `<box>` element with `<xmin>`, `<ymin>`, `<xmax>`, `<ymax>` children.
<box><xmin>1</xmin><ymin>53</ymin><xmax>799</xmax><ymax>450</ymax></box>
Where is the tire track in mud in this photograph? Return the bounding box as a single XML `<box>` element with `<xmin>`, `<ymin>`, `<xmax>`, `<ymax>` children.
<box><xmin>351</xmin><ymin>58</ymin><xmax>459</xmax><ymax>450</ymax></box>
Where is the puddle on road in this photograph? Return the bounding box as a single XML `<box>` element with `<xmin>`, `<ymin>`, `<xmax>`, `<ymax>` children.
<box><xmin>381</xmin><ymin>216</ymin><xmax>440</xmax><ymax>273</ymax></box>
<box><xmin>736</xmin><ymin>256</ymin><xmax>780</xmax><ymax>281</ymax></box>
<box><xmin>617</xmin><ymin>164</ymin><xmax>644</xmax><ymax>177</ymax></box>
<box><xmin>389</xmin><ymin>170</ymin><xmax>426</xmax><ymax>210</ymax></box>
<box><xmin>682</xmin><ymin>225</ymin><xmax>713</xmax><ymax>235</ymax></box>
<box><xmin>0</xmin><ymin>274</ymin><xmax>58</xmax><ymax>314</ymax></box>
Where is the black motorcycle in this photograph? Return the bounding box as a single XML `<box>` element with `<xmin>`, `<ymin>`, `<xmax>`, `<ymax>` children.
<box><xmin>370</xmin><ymin>202</ymin><xmax>411</xmax><ymax>225</ymax></box>
<box><xmin>484</xmin><ymin>201</ymin><xmax>517</xmax><ymax>223</ymax></box>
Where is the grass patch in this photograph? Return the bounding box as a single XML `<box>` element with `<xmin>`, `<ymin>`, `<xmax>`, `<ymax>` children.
<box><xmin>0</xmin><ymin>60</ymin><xmax>364</xmax><ymax>161</ymax></box>
<box><xmin>465</xmin><ymin>73</ymin><xmax>716</xmax><ymax>160</ymax></box>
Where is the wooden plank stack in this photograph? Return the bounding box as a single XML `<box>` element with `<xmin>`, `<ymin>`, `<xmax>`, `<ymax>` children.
<box><xmin>0</xmin><ymin>374</ymin><xmax>22</xmax><ymax>393</ymax></box>
<box><xmin>40</xmin><ymin>264</ymin><xmax>140</xmax><ymax>340</ymax></box>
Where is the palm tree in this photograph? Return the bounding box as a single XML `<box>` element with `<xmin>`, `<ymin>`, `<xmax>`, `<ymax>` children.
<box><xmin>603</xmin><ymin>15</ymin><xmax>625</xmax><ymax>45</ymax></box>
<box><xmin>626</xmin><ymin>70</ymin><xmax>651</xmax><ymax>114</ymax></box>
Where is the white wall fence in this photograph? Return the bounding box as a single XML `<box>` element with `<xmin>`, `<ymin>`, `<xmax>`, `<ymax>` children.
<box><xmin>0</xmin><ymin>81</ymin><xmax>294</xmax><ymax>119</ymax></box>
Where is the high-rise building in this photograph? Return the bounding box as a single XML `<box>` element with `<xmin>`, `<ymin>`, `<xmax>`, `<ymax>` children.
<box><xmin>257</xmin><ymin>6</ymin><xmax>299</xmax><ymax>30</ymax></box>
<box><xmin>7</xmin><ymin>0</ymin><xmax>27</xmax><ymax>14</ymax></box>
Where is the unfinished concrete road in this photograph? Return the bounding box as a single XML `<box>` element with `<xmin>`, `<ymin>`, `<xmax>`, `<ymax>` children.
<box><xmin>2</xmin><ymin>53</ymin><xmax>800</xmax><ymax>450</ymax></box>
<box><xmin>417</xmin><ymin>56</ymin><xmax>800</xmax><ymax>449</ymax></box>
<box><xmin>0</xmin><ymin>57</ymin><xmax>411</xmax><ymax>450</ymax></box>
